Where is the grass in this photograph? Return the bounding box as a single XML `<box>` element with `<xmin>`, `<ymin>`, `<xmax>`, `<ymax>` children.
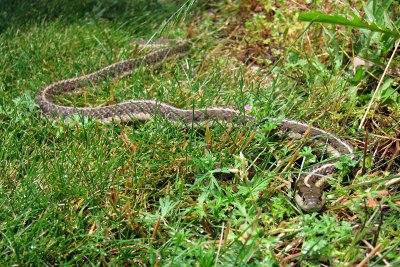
<box><xmin>1</xmin><ymin>0</ymin><xmax>399</xmax><ymax>265</ymax></box>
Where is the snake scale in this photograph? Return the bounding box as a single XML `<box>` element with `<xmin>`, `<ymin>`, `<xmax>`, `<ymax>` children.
<box><xmin>37</xmin><ymin>40</ymin><xmax>357</xmax><ymax>212</ymax></box>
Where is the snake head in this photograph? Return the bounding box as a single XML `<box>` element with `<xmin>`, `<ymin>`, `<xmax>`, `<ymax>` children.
<box><xmin>295</xmin><ymin>185</ymin><xmax>326</xmax><ymax>213</ymax></box>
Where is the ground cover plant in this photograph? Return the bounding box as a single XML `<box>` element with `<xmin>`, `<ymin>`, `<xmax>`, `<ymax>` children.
<box><xmin>0</xmin><ymin>0</ymin><xmax>399</xmax><ymax>265</ymax></box>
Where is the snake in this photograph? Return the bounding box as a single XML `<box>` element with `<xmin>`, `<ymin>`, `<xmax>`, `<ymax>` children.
<box><xmin>37</xmin><ymin>40</ymin><xmax>357</xmax><ymax>213</ymax></box>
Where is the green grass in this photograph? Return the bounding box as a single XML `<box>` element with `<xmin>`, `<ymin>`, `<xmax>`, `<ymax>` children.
<box><xmin>1</xmin><ymin>0</ymin><xmax>399</xmax><ymax>265</ymax></box>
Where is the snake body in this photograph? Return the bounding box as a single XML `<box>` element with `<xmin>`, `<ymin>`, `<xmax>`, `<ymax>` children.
<box><xmin>37</xmin><ymin>41</ymin><xmax>356</xmax><ymax>212</ymax></box>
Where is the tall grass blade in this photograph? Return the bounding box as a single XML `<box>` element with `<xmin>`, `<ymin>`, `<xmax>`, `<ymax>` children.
<box><xmin>299</xmin><ymin>11</ymin><xmax>400</xmax><ymax>38</ymax></box>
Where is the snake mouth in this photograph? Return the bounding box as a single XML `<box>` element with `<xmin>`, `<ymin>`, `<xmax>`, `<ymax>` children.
<box><xmin>295</xmin><ymin>192</ymin><xmax>326</xmax><ymax>213</ymax></box>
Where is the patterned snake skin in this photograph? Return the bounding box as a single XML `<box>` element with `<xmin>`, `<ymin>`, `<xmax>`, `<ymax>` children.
<box><xmin>37</xmin><ymin>40</ymin><xmax>357</xmax><ymax>212</ymax></box>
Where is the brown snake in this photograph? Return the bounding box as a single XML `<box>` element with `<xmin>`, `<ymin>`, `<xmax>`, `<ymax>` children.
<box><xmin>37</xmin><ymin>40</ymin><xmax>357</xmax><ymax>212</ymax></box>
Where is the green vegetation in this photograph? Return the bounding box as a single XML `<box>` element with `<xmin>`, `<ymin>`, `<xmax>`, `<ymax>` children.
<box><xmin>0</xmin><ymin>0</ymin><xmax>399</xmax><ymax>265</ymax></box>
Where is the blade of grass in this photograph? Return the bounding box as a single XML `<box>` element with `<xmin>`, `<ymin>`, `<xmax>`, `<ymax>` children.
<box><xmin>299</xmin><ymin>11</ymin><xmax>400</xmax><ymax>38</ymax></box>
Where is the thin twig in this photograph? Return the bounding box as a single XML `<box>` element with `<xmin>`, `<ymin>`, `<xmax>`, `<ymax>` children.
<box><xmin>355</xmin><ymin>243</ymin><xmax>382</xmax><ymax>267</ymax></box>
<box><xmin>359</xmin><ymin>40</ymin><xmax>400</xmax><ymax>130</ymax></box>
<box><xmin>365</xmin><ymin>206</ymin><xmax>379</xmax><ymax>227</ymax></box>
<box><xmin>362</xmin><ymin>240</ymin><xmax>390</xmax><ymax>266</ymax></box>
<box><xmin>362</xmin><ymin>129</ymin><xmax>368</xmax><ymax>175</ymax></box>
<box><xmin>383</xmin><ymin>176</ymin><xmax>400</xmax><ymax>186</ymax></box>
<box><xmin>223</xmin><ymin>219</ymin><xmax>231</xmax><ymax>246</ymax></box>
<box><xmin>385</xmin><ymin>141</ymin><xmax>399</xmax><ymax>171</ymax></box>
<box><xmin>280</xmin><ymin>252</ymin><xmax>302</xmax><ymax>265</ymax></box>
<box><xmin>371</xmin><ymin>207</ymin><xmax>383</xmax><ymax>247</ymax></box>
<box><xmin>214</xmin><ymin>222</ymin><xmax>225</xmax><ymax>267</ymax></box>
<box><xmin>150</xmin><ymin>217</ymin><xmax>161</xmax><ymax>245</ymax></box>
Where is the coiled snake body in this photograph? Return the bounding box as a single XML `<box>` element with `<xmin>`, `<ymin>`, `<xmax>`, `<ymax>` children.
<box><xmin>37</xmin><ymin>40</ymin><xmax>357</xmax><ymax>212</ymax></box>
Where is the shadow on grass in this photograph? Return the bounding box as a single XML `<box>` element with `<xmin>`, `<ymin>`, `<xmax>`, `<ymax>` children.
<box><xmin>0</xmin><ymin>0</ymin><xmax>190</xmax><ymax>33</ymax></box>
